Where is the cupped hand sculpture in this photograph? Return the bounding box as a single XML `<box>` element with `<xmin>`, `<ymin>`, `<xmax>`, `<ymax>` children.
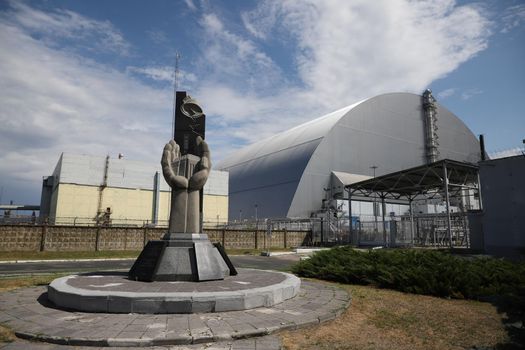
<box><xmin>162</xmin><ymin>136</ymin><xmax>211</xmax><ymax>235</ymax></box>
<box><xmin>161</xmin><ymin>140</ymin><xmax>188</xmax><ymax>190</ymax></box>
<box><xmin>161</xmin><ymin>136</ymin><xmax>211</xmax><ymax>190</ymax></box>
<box><xmin>190</xmin><ymin>136</ymin><xmax>211</xmax><ymax>190</ymax></box>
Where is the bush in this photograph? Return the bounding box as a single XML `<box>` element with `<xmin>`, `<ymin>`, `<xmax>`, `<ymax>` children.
<box><xmin>292</xmin><ymin>247</ymin><xmax>525</xmax><ymax>299</ymax></box>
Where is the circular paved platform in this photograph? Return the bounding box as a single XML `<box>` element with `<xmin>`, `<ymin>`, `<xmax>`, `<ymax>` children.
<box><xmin>48</xmin><ymin>269</ymin><xmax>300</xmax><ymax>313</ymax></box>
<box><xmin>0</xmin><ymin>279</ymin><xmax>350</xmax><ymax>347</ymax></box>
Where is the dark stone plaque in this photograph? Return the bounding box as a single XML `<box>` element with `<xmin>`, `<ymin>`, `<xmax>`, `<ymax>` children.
<box><xmin>174</xmin><ymin>91</ymin><xmax>206</xmax><ymax>156</ymax></box>
<box><xmin>213</xmin><ymin>242</ymin><xmax>238</xmax><ymax>276</ymax></box>
<box><xmin>128</xmin><ymin>240</ymin><xmax>167</xmax><ymax>282</ymax></box>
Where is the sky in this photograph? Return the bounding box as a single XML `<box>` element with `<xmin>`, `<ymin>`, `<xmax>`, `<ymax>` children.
<box><xmin>0</xmin><ymin>0</ymin><xmax>524</xmax><ymax>206</ymax></box>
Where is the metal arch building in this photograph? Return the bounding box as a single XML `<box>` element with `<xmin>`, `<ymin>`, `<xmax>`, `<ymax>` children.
<box><xmin>217</xmin><ymin>92</ymin><xmax>481</xmax><ymax>219</ymax></box>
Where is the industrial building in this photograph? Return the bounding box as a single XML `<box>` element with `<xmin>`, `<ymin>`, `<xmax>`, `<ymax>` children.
<box><xmin>218</xmin><ymin>92</ymin><xmax>481</xmax><ymax>221</ymax></box>
<box><xmin>474</xmin><ymin>154</ymin><xmax>525</xmax><ymax>257</ymax></box>
<box><xmin>40</xmin><ymin>153</ymin><xmax>229</xmax><ymax>226</ymax></box>
<box><xmin>31</xmin><ymin>90</ymin><xmax>523</xmax><ymax>256</ymax></box>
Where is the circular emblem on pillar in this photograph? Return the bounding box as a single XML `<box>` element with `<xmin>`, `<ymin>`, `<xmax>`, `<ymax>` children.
<box><xmin>180</xmin><ymin>96</ymin><xmax>204</xmax><ymax>119</ymax></box>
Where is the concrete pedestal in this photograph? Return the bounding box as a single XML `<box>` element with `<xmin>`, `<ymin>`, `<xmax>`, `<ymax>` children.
<box><xmin>129</xmin><ymin>234</ymin><xmax>233</xmax><ymax>282</ymax></box>
<box><xmin>48</xmin><ymin>269</ymin><xmax>302</xmax><ymax>314</ymax></box>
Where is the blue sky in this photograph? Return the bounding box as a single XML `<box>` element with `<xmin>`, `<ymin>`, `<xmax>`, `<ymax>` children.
<box><xmin>0</xmin><ymin>0</ymin><xmax>524</xmax><ymax>206</ymax></box>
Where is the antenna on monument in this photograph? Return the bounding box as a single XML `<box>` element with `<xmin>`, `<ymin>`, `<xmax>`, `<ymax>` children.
<box><xmin>172</xmin><ymin>52</ymin><xmax>181</xmax><ymax>139</ymax></box>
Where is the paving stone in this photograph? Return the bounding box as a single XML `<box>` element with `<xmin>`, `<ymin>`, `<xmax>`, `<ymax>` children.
<box><xmin>121</xmin><ymin>323</ymin><xmax>148</xmax><ymax>332</ymax></box>
<box><xmin>0</xmin><ymin>278</ymin><xmax>349</xmax><ymax>348</ymax></box>
<box><xmin>224</xmin><ymin>320</ymin><xmax>258</xmax><ymax>334</ymax></box>
<box><xmin>0</xmin><ymin>314</ymin><xmax>14</xmax><ymax>323</ymax></box>
<box><xmin>206</xmin><ymin>317</ymin><xmax>235</xmax><ymax>332</ymax></box>
<box><xmin>0</xmin><ymin>335</ymin><xmax>282</xmax><ymax>349</ymax></box>
<box><xmin>231</xmin><ymin>338</ymin><xmax>256</xmax><ymax>350</ymax></box>
<box><xmin>167</xmin><ymin>315</ymin><xmax>189</xmax><ymax>326</ymax></box>
<box><xmin>0</xmin><ymin>342</ymin><xmax>55</xmax><ymax>349</ymax></box>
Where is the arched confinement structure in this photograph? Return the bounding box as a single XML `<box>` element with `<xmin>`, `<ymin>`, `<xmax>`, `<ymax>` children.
<box><xmin>217</xmin><ymin>92</ymin><xmax>481</xmax><ymax>219</ymax></box>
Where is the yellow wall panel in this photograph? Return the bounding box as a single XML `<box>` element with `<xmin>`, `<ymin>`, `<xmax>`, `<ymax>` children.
<box><xmin>101</xmin><ymin>187</ymin><xmax>154</xmax><ymax>224</ymax></box>
<box><xmin>158</xmin><ymin>191</ymin><xmax>171</xmax><ymax>225</ymax></box>
<box><xmin>52</xmin><ymin>184</ymin><xmax>228</xmax><ymax>226</ymax></box>
<box><xmin>54</xmin><ymin>184</ymin><xmax>100</xmax><ymax>224</ymax></box>
<box><xmin>203</xmin><ymin>195</ymin><xmax>229</xmax><ymax>224</ymax></box>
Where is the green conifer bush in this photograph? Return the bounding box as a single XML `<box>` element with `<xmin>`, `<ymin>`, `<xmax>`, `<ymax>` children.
<box><xmin>292</xmin><ymin>247</ymin><xmax>525</xmax><ymax>299</ymax></box>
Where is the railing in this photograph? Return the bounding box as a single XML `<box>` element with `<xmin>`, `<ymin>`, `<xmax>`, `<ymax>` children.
<box><xmin>0</xmin><ymin>213</ymin><xmax>470</xmax><ymax>248</ymax></box>
<box><xmin>0</xmin><ymin>215</ymin><xmax>171</xmax><ymax>227</ymax></box>
<box><xmin>354</xmin><ymin>213</ymin><xmax>470</xmax><ymax>248</ymax></box>
<box><xmin>0</xmin><ymin>215</ymin><xmax>313</xmax><ymax>231</ymax></box>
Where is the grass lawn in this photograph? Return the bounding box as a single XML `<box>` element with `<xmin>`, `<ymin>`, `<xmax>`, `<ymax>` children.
<box><xmin>0</xmin><ymin>273</ymin><xmax>67</xmax><ymax>292</ymax></box>
<box><xmin>0</xmin><ymin>326</ymin><xmax>14</xmax><ymax>343</ymax></box>
<box><xmin>281</xmin><ymin>281</ymin><xmax>511</xmax><ymax>350</ymax></box>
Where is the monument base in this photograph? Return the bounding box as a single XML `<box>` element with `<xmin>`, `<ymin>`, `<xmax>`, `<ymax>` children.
<box><xmin>47</xmin><ymin>269</ymin><xmax>301</xmax><ymax>314</ymax></box>
<box><xmin>129</xmin><ymin>234</ymin><xmax>235</xmax><ymax>282</ymax></box>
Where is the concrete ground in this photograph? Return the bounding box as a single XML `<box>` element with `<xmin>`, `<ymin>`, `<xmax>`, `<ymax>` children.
<box><xmin>0</xmin><ymin>281</ymin><xmax>349</xmax><ymax>349</ymax></box>
<box><xmin>1</xmin><ymin>335</ymin><xmax>281</xmax><ymax>350</ymax></box>
<box><xmin>0</xmin><ymin>254</ymin><xmax>350</xmax><ymax>349</ymax></box>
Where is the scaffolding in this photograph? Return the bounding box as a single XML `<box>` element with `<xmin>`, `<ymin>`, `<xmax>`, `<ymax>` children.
<box><xmin>346</xmin><ymin>159</ymin><xmax>482</xmax><ymax>248</ymax></box>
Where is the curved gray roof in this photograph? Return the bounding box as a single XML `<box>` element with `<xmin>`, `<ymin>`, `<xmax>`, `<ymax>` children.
<box><xmin>218</xmin><ymin>93</ymin><xmax>480</xmax><ymax>218</ymax></box>
<box><xmin>218</xmin><ymin>102</ymin><xmax>362</xmax><ymax>169</ymax></box>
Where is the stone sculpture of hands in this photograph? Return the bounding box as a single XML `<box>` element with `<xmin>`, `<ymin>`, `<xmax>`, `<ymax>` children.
<box><xmin>189</xmin><ymin>136</ymin><xmax>211</xmax><ymax>190</ymax></box>
<box><xmin>162</xmin><ymin>136</ymin><xmax>211</xmax><ymax>235</ymax></box>
<box><xmin>161</xmin><ymin>140</ymin><xmax>188</xmax><ymax>190</ymax></box>
<box><xmin>161</xmin><ymin>136</ymin><xmax>211</xmax><ymax>190</ymax></box>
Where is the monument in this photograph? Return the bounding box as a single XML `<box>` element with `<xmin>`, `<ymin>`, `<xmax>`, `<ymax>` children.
<box><xmin>46</xmin><ymin>91</ymin><xmax>300</xmax><ymax>315</ymax></box>
<box><xmin>129</xmin><ymin>92</ymin><xmax>236</xmax><ymax>282</ymax></box>
<box><xmin>0</xmin><ymin>91</ymin><xmax>347</xmax><ymax>348</ymax></box>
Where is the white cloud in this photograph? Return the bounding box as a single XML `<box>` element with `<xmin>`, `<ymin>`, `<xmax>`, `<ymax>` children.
<box><xmin>437</xmin><ymin>88</ymin><xmax>457</xmax><ymax>99</ymax></box>
<box><xmin>7</xmin><ymin>1</ymin><xmax>131</xmax><ymax>55</ymax></box>
<box><xmin>273</xmin><ymin>0</ymin><xmax>490</xmax><ymax>108</ymax></box>
<box><xmin>199</xmin><ymin>13</ymin><xmax>281</xmax><ymax>86</ymax></box>
<box><xmin>184</xmin><ymin>0</ymin><xmax>197</xmax><ymax>12</ymax></box>
<box><xmin>437</xmin><ymin>87</ymin><xmax>483</xmax><ymax>100</ymax></box>
<box><xmin>127</xmin><ymin>66</ymin><xmax>174</xmax><ymax>82</ymax></box>
<box><xmin>461</xmin><ymin>88</ymin><xmax>483</xmax><ymax>100</ymax></box>
<box><xmin>500</xmin><ymin>4</ymin><xmax>525</xmax><ymax>33</ymax></box>
<box><xmin>197</xmin><ymin>0</ymin><xmax>491</xmax><ymax>147</ymax></box>
<box><xmin>126</xmin><ymin>66</ymin><xmax>197</xmax><ymax>84</ymax></box>
<box><xmin>489</xmin><ymin>147</ymin><xmax>524</xmax><ymax>159</ymax></box>
<box><xmin>147</xmin><ymin>29</ymin><xmax>169</xmax><ymax>45</ymax></box>
<box><xmin>241</xmin><ymin>1</ymin><xmax>280</xmax><ymax>39</ymax></box>
<box><xmin>0</xmin><ymin>1</ymin><xmax>495</xmax><ymax>205</ymax></box>
<box><xmin>0</xmin><ymin>16</ymin><xmax>171</xmax><ymax>202</ymax></box>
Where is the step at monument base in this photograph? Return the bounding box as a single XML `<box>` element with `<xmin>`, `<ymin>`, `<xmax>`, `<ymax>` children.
<box><xmin>129</xmin><ymin>234</ymin><xmax>234</xmax><ymax>282</ymax></box>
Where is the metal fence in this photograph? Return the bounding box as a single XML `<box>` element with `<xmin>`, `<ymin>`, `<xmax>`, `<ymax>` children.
<box><xmin>220</xmin><ymin>218</ymin><xmax>315</xmax><ymax>231</ymax></box>
<box><xmin>0</xmin><ymin>215</ymin><xmax>315</xmax><ymax>231</ymax></box>
<box><xmin>1</xmin><ymin>213</ymin><xmax>470</xmax><ymax>248</ymax></box>
<box><xmin>353</xmin><ymin>213</ymin><xmax>470</xmax><ymax>248</ymax></box>
<box><xmin>0</xmin><ymin>215</ymin><xmax>170</xmax><ymax>227</ymax></box>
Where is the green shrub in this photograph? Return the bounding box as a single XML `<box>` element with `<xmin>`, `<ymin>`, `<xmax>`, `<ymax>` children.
<box><xmin>292</xmin><ymin>247</ymin><xmax>525</xmax><ymax>299</ymax></box>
